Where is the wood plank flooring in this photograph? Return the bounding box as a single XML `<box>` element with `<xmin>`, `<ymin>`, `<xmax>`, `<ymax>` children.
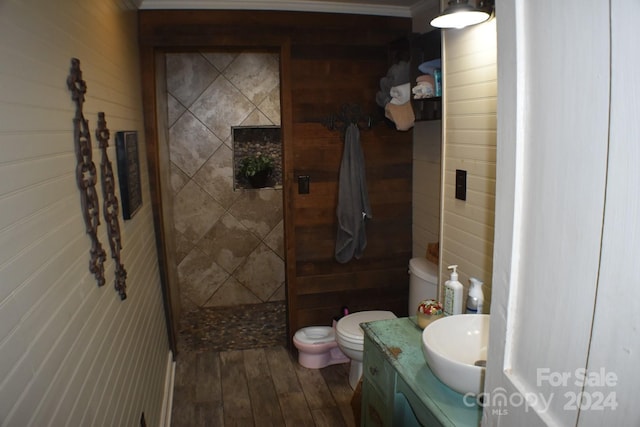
<box><xmin>171</xmin><ymin>346</ymin><xmax>357</xmax><ymax>427</ymax></box>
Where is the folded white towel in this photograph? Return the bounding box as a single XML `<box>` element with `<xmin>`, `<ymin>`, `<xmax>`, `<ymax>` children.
<box><xmin>389</xmin><ymin>83</ymin><xmax>411</xmax><ymax>105</ymax></box>
<box><xmin>412</xmin><ymin>82</ymin><xmax>434</xmax><ymax>99</ymax></box>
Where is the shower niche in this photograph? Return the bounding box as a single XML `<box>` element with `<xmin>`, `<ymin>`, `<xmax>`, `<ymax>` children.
<box><xmin>233</xmin><ymin>126</ymin><xmax>282</xmax><ymax>190</ymax></box>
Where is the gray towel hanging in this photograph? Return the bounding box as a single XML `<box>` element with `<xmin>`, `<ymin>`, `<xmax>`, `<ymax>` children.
<box><xmin>335</xmin><ymin>123</ymin><xmax>372</xmax><ymax>263</ymax></box>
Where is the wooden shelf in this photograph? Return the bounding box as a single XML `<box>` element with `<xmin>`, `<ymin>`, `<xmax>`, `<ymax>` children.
<box><xmin>410</xmin><ymin>30</ymin><xmax>442</xmax><ymax>121</ymax></box>
<box><xmin>387</xmin><ymin>30</ymin><xmax>442</xmax><ymax>122</ymax></box>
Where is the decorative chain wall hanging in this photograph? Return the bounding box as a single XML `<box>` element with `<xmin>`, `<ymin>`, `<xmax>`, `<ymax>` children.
<box><xmin>67</xmin><ymin>58</ymin><xmax>106</xmax><ymax>288</ymax></box>
<box><xmin>96</xmin><ymin>112</ymin><xmax>128</xmax><ymax>300</ymax></box>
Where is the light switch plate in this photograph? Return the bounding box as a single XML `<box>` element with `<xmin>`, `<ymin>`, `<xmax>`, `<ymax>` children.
<box><xmin>298</xmin><ymin>175</ymin><xmax>310</xmax><ymax>194</ymax></box>
<box><xmin>455</xmin><ymin>169</ymin><xmax>467</xmax><ymax>201</ymax></box>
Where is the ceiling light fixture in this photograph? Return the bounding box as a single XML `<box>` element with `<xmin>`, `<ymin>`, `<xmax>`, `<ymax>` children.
<box><xmin>430</xmin><ymin>0</ymin><xmax>493</xmax><ymax>29</ymax></box>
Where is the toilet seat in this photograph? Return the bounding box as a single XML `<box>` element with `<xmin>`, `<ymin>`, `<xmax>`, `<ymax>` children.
<box><xmin>294</xmin><ymin>326</ymin><xmax>336</xmax><ymax>345</ymax></box>
<box><xmin>336</xmin><ymin>310</ymin><xmax>396</xmax><ymax>344</ymax></box>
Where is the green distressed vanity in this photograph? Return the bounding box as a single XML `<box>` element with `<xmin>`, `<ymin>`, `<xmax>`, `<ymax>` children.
<box><xmin>361</xmin><ymin>317</ymin><xmax>482</xmax><ymax>426</ymax></box>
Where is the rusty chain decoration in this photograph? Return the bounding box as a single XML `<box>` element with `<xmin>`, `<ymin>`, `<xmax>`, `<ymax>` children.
<box><xmin>67</xmin><ymin>58</ymin><xmax>106</xmax><ymax>287</ymax></box>
<box><xmin>96</xmin><ymin>113</ymin><xmax>128</xmax><ymax>300</ymax></box>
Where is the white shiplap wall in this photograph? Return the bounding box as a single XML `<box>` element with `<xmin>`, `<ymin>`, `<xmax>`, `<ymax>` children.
<box><xmin>412</xmin><ymin>121</ymin><xmax>442</xmax><ymax>258</ymax></box>
<box><xmin>440</xmin><ymin>19</ymin><xmax>497</xmax><ymax>308</ymax></box>
<box><xmin>0</xmin><ymin>1</ymin><xmax>170</xmax><ymax>426</ymax></box>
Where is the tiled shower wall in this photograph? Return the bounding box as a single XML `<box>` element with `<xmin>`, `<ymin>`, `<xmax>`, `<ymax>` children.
<box><xmin>165</xmin><ymin>52</ymin><xmax>285</xmax><ymax>320</ymax></box>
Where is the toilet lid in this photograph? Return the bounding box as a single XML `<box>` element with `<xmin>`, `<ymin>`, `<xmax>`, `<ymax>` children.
<box><xmin>409</xmin><ymin>257</ymin><xmax>438</xmax><ymax>282</ymax></box>
<box><xmin>294</xmin><ymin>326</ymin><xmax>335</xmax><ymax>345</ymax></box>
<box><xmin>336</xmin><ymin>311</ymin><xmax>397</xmax><ymax>342</ymax></box>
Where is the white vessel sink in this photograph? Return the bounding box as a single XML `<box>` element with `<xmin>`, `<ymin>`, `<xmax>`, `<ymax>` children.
<box><xmin>421</xmin><ymin>314</ymin><xmax>490</xmax><ymax>395</ymax></box>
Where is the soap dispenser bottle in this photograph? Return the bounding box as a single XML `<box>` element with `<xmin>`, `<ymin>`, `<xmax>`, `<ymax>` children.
<box><xmin>465</xmin><ymin>278</ymin><xmax>484</xmax><ymax>314</ymax></box>
<box><xmin>443</xmin><ymin>265</ymin><xmax>463</xmax><ymax>315</ymax></box>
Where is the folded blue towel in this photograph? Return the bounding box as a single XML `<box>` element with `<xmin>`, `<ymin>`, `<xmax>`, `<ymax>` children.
<box><xmin>418</xmin><ymin>58</ymin><xmax>442</xmax><ymax>75</ymax></box>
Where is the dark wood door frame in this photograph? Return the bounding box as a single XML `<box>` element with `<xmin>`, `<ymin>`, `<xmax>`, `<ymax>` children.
<box><xmin>139</xmin><ymin>37</ymin><xmax>295</xmax><ymax>357</ymax></box>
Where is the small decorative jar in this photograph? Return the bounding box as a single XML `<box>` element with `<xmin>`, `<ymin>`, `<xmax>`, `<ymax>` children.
<box><xmin>416</xmin><ymin>299</ymin><xmax>444</xmax><ymax>329</ymax></box>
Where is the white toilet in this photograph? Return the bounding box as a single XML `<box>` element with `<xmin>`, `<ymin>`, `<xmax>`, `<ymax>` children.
<box><xmin>335</xmin><ymin>310</ymin><xmax>397</xmax><ymax>389</ymax></box>
<box><xmin>408</xmin><ymin>257</ymin><xmax>439</xmax><ymax>314</ymax></box>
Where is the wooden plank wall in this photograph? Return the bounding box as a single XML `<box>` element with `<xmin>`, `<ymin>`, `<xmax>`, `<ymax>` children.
<box><xmin>138</xmin><ymin>10</ymin><xmax>413</xmax><ymax>344</ymax></box>
<box><xmin>293</xmin><ymin>123</ymin><xmax>413</xmax><ymax>327</ymax></box>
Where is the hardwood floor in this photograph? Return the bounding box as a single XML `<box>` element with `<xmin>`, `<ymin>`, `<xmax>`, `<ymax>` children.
<box><xmin>171</xmin><ymin>346</ymin><xmax>358</xmax><ymax>427</ymax></box>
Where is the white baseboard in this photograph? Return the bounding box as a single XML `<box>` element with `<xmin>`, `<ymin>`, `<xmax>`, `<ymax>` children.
<box><xmin>159</xmin><ymin>350</ymin><xmax>175</xmax><ymax>427</ymax></box>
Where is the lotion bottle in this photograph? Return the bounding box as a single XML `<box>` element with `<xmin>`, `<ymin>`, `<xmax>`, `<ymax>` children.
<box><xmin>443</xmin><ymin>265</ymin><xmax>463</xmax><ymax>315</ymax></box>
<box><xmin>465</xmin><ymin>278</ymin><xmax>484</xmax><ymax>314</ymax></box>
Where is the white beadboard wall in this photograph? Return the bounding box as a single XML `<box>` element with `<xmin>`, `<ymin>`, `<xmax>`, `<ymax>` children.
<box><xmin>440</xmin><ymin>19</ymin><xmax>497</xmax><ymax>308</ymax></box>
<box><xmin>412</xmin><ymin>121</ymin><xmax>442</xmax><ymax>258</ymax></box>
<box><xmin>0</xmin><ymin>1</ymin><xmax>170</xmax><ymax>426</ymax></box>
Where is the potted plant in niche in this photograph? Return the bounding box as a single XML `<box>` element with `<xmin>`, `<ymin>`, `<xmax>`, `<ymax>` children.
<box><xmin>238</xmin><ymin>154</ymin><xmax>274</xmax><ymax>188</ymax></box>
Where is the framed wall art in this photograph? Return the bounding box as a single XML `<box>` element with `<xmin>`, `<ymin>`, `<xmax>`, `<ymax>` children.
<box><xmin>115</xmin><ymin>131</ymin><xmax>143</xmax><ymax>220</ymax></box>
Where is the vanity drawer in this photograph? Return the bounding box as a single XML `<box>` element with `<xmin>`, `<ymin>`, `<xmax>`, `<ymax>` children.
<box><xmin>363</xmin><ymin>335</ymin><xmax>394</xmax><ymax>396</ymax></box>
<box><xmin>362</xmin><ymin>377</ymin><xmax>392</xmax><ymax>427</ymax></box>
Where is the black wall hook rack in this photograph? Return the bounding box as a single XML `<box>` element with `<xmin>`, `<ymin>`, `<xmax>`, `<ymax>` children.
<box><xmin>322</xmin><ymin>103</ymin><xmax>377</xmax><ymax>133</ymax></box>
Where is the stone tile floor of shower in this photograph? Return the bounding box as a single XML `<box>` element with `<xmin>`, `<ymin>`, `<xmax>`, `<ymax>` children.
<box><xmin>172</xmin><ymin>302</ymin><xmax>358</xmax><ymax>426</ymax></box>
<box><xmin>177</xmin><ymin>301</ymin><xmax>288</xmax><ymax>353</ymax></box>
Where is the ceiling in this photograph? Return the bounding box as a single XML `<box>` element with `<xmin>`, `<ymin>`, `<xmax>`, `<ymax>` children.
<box><xmin>138</xmin><ymin>0</ymin><xmax>440</xmax><ymax>18</ymax></box>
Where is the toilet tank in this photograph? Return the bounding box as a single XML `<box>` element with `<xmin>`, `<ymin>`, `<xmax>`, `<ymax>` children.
<box><xmin>408</xmin><ymin>257</ymin><xmax>439</xmax><ymax>315</ymax></box>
